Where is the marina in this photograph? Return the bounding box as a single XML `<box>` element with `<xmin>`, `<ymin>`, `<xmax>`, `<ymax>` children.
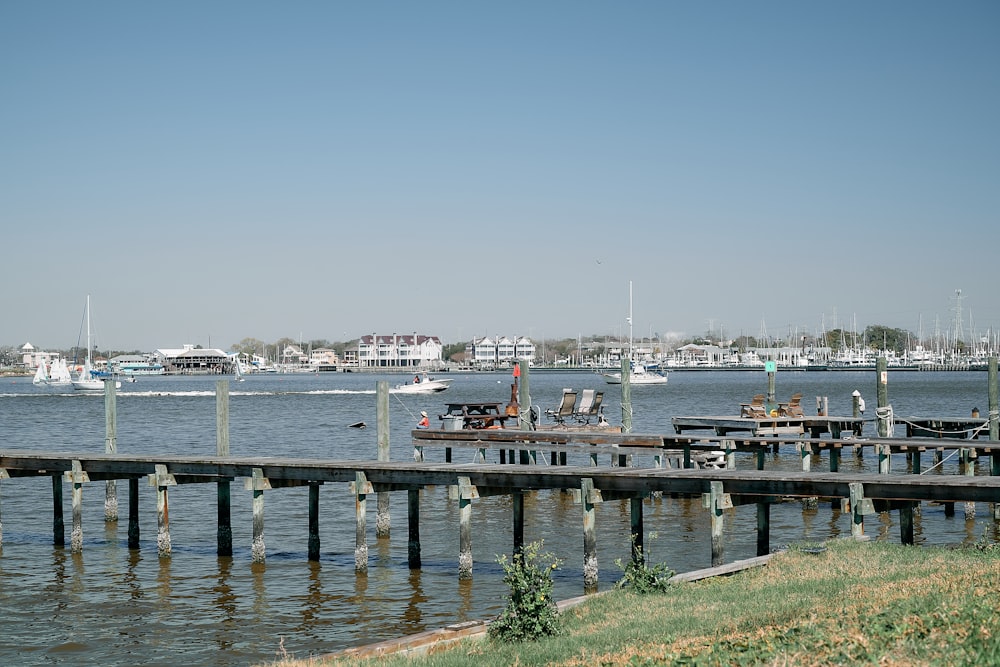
<box><xmin>0</xmin><ymin>368</ymin><xmax>998</xmax><ymax>665</ymax></box>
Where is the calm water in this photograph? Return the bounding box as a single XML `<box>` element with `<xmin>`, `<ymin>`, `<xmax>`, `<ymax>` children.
<box><xmin>0</xmin><ymin>369</ymin><xmax>996</xmax><ymax>665</ymax></box>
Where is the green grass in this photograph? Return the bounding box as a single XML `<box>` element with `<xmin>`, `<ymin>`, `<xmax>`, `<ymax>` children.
<box><xmin>268</xmin><ymin>539</ymin><xmax>1000</xmax><ymax>667</ymax></box>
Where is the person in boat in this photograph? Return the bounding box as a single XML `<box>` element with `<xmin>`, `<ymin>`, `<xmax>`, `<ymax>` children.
<box><xmin>416</xmin><ymin>411</ymin><xmax>430</xmax><ymax>429</ymax></box>
<box><xmin>413</xmin><ymin>374</ymin><xmax>421</xmax><ymax>384</ymax></box>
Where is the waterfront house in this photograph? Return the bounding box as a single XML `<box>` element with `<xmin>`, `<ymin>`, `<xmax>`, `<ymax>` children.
<box><xmin>357</xmin><ymin>333</ymin><xmax>444</xmax><ymax>369</ymax></box>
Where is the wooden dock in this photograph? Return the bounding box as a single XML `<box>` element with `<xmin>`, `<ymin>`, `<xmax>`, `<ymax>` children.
<box><xmin>670</xmin><ymin>414</ymin><xmax>865</xmax><ymax>438</ymax></box>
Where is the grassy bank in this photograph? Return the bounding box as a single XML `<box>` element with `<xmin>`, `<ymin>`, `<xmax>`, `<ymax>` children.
<box><xmin>268</xmin><ymin>539</ymin><xmax>999</xmax><ymax>667</ymax></box>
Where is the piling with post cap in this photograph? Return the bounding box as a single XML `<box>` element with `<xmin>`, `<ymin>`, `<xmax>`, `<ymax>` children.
<box><xmin>353</xmin><ymin>471</ymin><xmax>371</xmax><ymax>572</ymax></box>
<box><xmin>150</xmin><ymin>464</ymin><xmax>176</xmax><ymax>557</ymax></box>
<box><xmin>767</xmin><ymin>368</ymin><xmax>776</xmax><ymax>412</ymax></box>
<box><xmin>216</xmin><ymin>380</ymin><xmax>232</xmax><ymax>557</ymax></box>
<box><xmin>876</xmin><ymin>357</ymin><xmax>889</xmax><ymax>437</ymax></box>
<box><xmin>104</xmin><ymin>379</ymin><xmax>118</xmax><ymax>522</ymax></box>
<box><xmin>52</xmin><ymin>474</ymin><xmax>64</xmax><ymax>546</ymax></box>
<box><xmin>706</xmin><ymin>481</ymin><xmax>729</xmax><ymax>567</ymax></box>
<box><xmin>407</xmin><ymin>488</ymin><xmax>421</xmax><ymax>569</ymax></box>
<box><xmin>308</xmin><ymin>482</ymin><xmax>321</xmax><ymax>561</ymax></box>
<box><xmin>581</xmin><ymin>478</ymin><xmax>599</xmax><ymax>592</ymax></box>
<box><xmin>65</xmin><ymin>459</ymin><xmax>89</xmax><ymax>552</ymax></box>
<box><xmin>457</xmin><ymin>476</ymin><xmax>476</xmax><ymax>580</ymax></box>
<box><xmin>376</xmin><ymin>381</ymin><xmax>391</xmax><ymax>538</ymax></box>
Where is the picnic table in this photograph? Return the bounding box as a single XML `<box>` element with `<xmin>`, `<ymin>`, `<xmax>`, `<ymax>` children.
<box><xmin>440</xmin><ymin>402</ymin><xmax>512</xmax><ymax>429</ymax></box>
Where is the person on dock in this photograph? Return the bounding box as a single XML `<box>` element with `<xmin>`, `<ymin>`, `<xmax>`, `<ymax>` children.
<box><xmin>416</xmin><ymin>411</ymin><xmax>430</xmax><ymax>429</ymax></box>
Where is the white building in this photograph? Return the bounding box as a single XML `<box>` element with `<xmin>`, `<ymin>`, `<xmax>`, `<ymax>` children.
<box><xmin>466</xmin><ymin>336</ymin><xmax>536</xmax><ymax>368</ymax></box>
<box><xmin>356</xmin><ymin>333</ymin><xmax>444</xmax><ymax>369</ymax></box>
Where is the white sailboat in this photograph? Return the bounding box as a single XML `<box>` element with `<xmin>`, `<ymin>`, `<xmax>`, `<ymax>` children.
<box><xmin>233</xmin><ymin>354</ymin><xmax>246</xmax><ymax>382</ymax></box>
<box><xmin>32</xmin><ymin>358</ymin><xmax>73</xmax><ymax>387</ymax></box>
<box><xmin>603</xmin><ymin>281</ymin><xmax>667</xmax><ymax>386</ymax></box>
<box><xmin>32</xmin><ymin>360</ymin><xmax>49</xmax><ymax>385</ymax></box>
<box><xmin>72</xmin><ymin>296</ymin><xmax>121</xmax><ymax>391</ymax></box>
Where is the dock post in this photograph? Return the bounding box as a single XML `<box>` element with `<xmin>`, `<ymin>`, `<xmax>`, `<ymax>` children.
<box><xmin>376</xmin><ymin>381</ymin><xmax>391</xmax><ymax>538</ymax></box>
<box><xmin>756</xmin><ymin>501</ymin><xmax>770</xmax><ymax>557</ymax></box>
<box><xmin>249</xmin><ymin>467</ymin><xmax>267</xmax><ymax>563</ymax></box>
<box><xmin>581</xmin><ymin>478</ymin><xmax>599</xmax><ymax>593</ymax></box>
<box><xmin>706</xmin><ymin>481</ymin><xmax>728</xmax><ymax>567</ymax></box>
<box><xmin>876</xmin><ymin>357</ymin><xmax>889</xmax><ymax>437</ymax></box>
<box><xmin>149</xmin><ymin>464</ymin><xmax>176</xmax><ymax>557</ymax></box>
<box><xmin>900</xmin><ymin>502</ymin><xmax>915</xmax><ymax>545</ymax></box>
<box><xmin>877</xmin><ymin>443</ymin><xmax>891</xmax><ymax>474</ymax></box>
<box><xmin>911</xmin><ymin>449</ymin><xmax>921</xmax><ymax>475</ymax></box>
<box><xmin>621</xmin><ymin>356</ymin><xmax>632</xmax><ymax>434</ymax></box>
<box><xmin>216</xmin><ymin>380</ymin><xmax>233</xmax><ymax>557</ymax></box>
<box><xmin>797</xmin><ymin>441</ymin><xmax>811</xmax><ymax>472</ymax></box>
<box><xmin>723</xmin><ymin>439</ymin><xmax>736</xmax><ymax>469</ymax></box>
<box><xmin>308</xmin><ymin>482</ymin><xmax>321</xmax><ymax>561</ymax></box>
<box><xmin>65</xmin><ymin>460</ymin><xmax>89</xmax><ymax>553</ymax></box>
<box><xmin>988</xmin><ymin>356</ymin><xmax>999</xmax><ymax>439</ymax></box>
<box><xmin>407</xmin><ymin>488</ymin><xmax>421</xmax><ymax>569</ymax></box>
<box><xmin>0</xmin><ymin>468</ymin><xmax>7</xmax><ymax>549</ymax></box>
<box><xmin>629</xmin><ymin>496</ymin><xmax>644</xmax><ymax>566</ymax></box>
<box><xmin>128</xmin><ymin>478</ymin><xmax>140</xmax><ymax>549</ymax></box>
<box><xmin>830</xmin><ymin>445</ymin><xmax>840</xmax><ymax>472</ymax></box>
<box><xmin>52</xmin><ymin>473</ymin><xmax>64</xmax><ymax>546</ymax></box>
<box><xmin>104</xmin><ymin>379</ymin><xmax>118</xmax><ymax>522</ymax></box>
<box><xmin>961</xmin><ymin>449</ymin><xmax>976</xmax><ymax>520</ymax></box>
<box><xmin>517</xmin><ymin>361</ymin><xmax>532</xmax><ymax>431</ymax></box>
<box><xmin>458</xmin><ymin>476</ymin><xmax>477</xmax><ymax>580</ymax></box>
<box><xmin>849</xmin><ymin>482</ymin><xmax>873</xmax><ymax>539</ymax></box>
<box><xmin>513</xmin><ymin>490</ymin><xmax>524</xmax><ymax>557</ymax></box>
<box><xmin>352</xmin><ymin>471</ymin><xmax>371</xmax><ymax>572</ymax></box>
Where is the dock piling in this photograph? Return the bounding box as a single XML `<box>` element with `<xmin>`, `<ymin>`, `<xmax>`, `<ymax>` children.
<box><xmin>65</xmin><ymin>459</ymin><xmax>89</xmax><ymax>552</ymax></box>
<box><xmin>104</xmin><ymin>379</ymin><xmax>118</xmax><ymax>522</ymax></box>
<box><xmin>581</xmin><ymin>478</ymin><xmax>599</xmax><ymax>593</ymax></box>
<box><xmin>457</xmin><ymin>476</ymin><xmax>476</xmax><ymax>580</ymax></box>
<box><xmin>150</xmin><ymin>464</ymin><xmax>176</xmax><ymax>557</ymax></box>
<box><xmin>352</xmin><ymin>471</ymin><xmax>372</xmax><ymax>572</ymax></box>
<box><xmin>376</xmin><ymin>382</ymin><xmax>391</xmax><ymax>538</ymax></box>
<box><xmin>216</xmin><ymin>380</ymin><xmax>232</xmax><ymax>557</ymax></box>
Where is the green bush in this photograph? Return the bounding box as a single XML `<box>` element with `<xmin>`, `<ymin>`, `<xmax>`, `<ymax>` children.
<box><xmin>487</xmin><ymin>541</ymin><xmax>562</xmax><ymax>643</ymax></box>
<box><xmin>614</xmin><ymin>543</ymin><xmax>674</xmax><ymax>594</ymax></box>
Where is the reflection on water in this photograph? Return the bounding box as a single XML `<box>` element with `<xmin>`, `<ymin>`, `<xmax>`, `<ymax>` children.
<box><xmin>0</xmin><ymin>370</ymin><xmax>998</xmax><ymax>665</ymax></box>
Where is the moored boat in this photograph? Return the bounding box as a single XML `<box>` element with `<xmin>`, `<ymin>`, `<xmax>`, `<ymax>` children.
<box><xmin>391</xmin><ymin>373</ymin><xmax>453</xmax><ymax>394</ymax></box>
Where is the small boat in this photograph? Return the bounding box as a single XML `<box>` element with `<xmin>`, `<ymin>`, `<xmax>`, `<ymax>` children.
<box><xmin>603</xmin><ymin>362</ymin><xmax>668</xmax><ymax>385</ymax></box>
<box><xmin>390</xmin><ymin>373</ymin><xmax>453</xmax><ymax>394</ymax></box>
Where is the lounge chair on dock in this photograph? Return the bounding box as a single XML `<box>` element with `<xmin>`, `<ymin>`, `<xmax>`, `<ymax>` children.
<box><xmin>780</xmin><ymin>393</ymin><xmax>804</xmax><ymax>417</ymax></box>
<box><xmin>740</xmin><ymin>394</ymin><xmax>767</xmax><ymax>419</ymax></box>
<box><xmin>545</xmin><ymin>389</ymin><xmax>578</xmax><ymax>424</ymax></box>
<box><xmin>574</xmin><ymin>390</ymin><xmax>605</xmax><ymax>424</ymax></box>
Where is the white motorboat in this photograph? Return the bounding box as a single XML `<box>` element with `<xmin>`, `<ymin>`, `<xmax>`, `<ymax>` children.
<box><xmin>603</xmin><ymin>362</ymin><xmax>668</xmax><ymax>385</ymax></box>
<box><xmin>390</xmin><ymin>373</ymin><xmax>453</xmax><ymax>394</ymax></box>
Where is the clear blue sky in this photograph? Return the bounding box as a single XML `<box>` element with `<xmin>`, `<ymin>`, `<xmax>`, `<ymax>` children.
<box><xmin>3</xmin><ymin>1</ymin><xmax>998</xmax><ymax>351</ymax></box>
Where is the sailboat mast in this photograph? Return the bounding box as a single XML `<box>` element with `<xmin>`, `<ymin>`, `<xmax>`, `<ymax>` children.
<box><xmin>86</xmin><ymin>294</ymin><xmax>92</xmax><ymax>367</ymax></box>
<box><xmin>627</xmin><ymin>280</ymin><xmax>634</xmax><ymax>360</ymax></box>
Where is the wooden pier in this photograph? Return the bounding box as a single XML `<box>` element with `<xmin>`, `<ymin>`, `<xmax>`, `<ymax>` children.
<box><xmin>2</xmin><ymin>365</ymin><xmax>998</xmax><ymax>592</ymax></box>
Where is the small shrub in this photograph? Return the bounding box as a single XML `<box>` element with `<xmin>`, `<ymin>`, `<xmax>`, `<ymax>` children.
<box><xmin>614</xmin><ymin>543</ymin><xmax>674</xmax><ymax>594</ymax></box>
<box><xmin>488</xmin><ymin>541</ymin><xmax>562</xmax><ymax>643</ymax></box>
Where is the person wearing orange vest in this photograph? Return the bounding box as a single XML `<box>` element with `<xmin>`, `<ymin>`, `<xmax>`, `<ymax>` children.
<box><xmin>416</xmin><ymin>411</ymin><xmax>430</xmax><ymax>429</ymax></box>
